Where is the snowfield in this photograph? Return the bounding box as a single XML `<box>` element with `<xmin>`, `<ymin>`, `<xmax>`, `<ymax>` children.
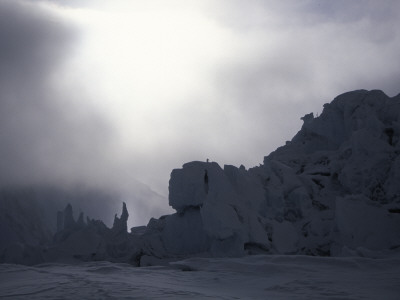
<box><xmin>1</xmin><ymin>254</ymin><xmax>399</xmax><ymax>299</ymax></box>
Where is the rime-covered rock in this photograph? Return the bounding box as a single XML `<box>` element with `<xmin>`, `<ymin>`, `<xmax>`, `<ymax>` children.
<box><xmin>152</xmin><ymin>160</ymin><xmax>270</xmax><ymax>258</ymax></box>
<box><xmin>63</xmin><ymin>204</ymin><xmax>76</xmax><ymax>230</ymax></box>
<box><xmin>144</xmin><ymin>89</ymin><xmax>400</xmax><ymax>260</ymax></box>
<box><xmin>47</xmin><ymin>202</ymin><xmax>143</xmax><ymax>264</ymax></box>
<box><xmin>111</xmin><ymin>202</ymin><xmax>129</xmax><ymax>235</ymax></box>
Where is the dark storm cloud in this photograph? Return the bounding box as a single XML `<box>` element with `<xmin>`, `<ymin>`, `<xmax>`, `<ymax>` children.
<box><xmin>0</xmin><ymin>2</ymin><xmax>68</xmax><ymax>90</ymax></box>
<box><xmin>301</xmin><ymin>0</ymin><xmax>400</xmax><ymax>24</ymax></box>
<box><xmin>0</xmin><ymin>0</ymin><xmax>117</xmax><ymax>188</ymax></box>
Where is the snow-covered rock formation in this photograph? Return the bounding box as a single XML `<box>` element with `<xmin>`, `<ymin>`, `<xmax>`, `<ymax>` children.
<box><xmin>0</xmin><ymin>186</ymin><xmax>125</xmax><ymax>264</ymax></box>
<box><xmin>139</xmin><ymin>89</ymin><xmax>400</xmax><ymax>261</ymax></box>
<box><xmin>263</xmin><ymin>89</ymin><xmax>400</xmax><ymax>255</ymax></box>
<box><xmin>139</xmin><ymin>161</ymin><xmax>268</xmax><ymax>259</ymax></box>
<box><xmin>49</xmin><ymin>202</ymin><xmax>143</xmax><ymax>264</ymax></box>
<box><xmin>1</xmin><ymin>89</ymin><xmax>399</xmax><ymax>265</ymax></box>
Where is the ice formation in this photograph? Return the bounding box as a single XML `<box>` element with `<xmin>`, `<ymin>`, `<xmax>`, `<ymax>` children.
<box><xmin>139</xmin><ymin>89</ymin><xmax>400</xmax><ymax>261</ymax></box>
<box><xmin>1</xmin><ymin>89</ymin><xmax>399</xmax><ymax>265</ymax></box>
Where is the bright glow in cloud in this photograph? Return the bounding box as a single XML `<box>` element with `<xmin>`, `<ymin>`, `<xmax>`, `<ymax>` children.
<box><xmin>50</xmin><ymin>3</ymin><xmax>244</xmax><ymax>191</ymax></box>
<box><xmin>58</xmin><ymin>4</ymin><xmax>233</xmax><ymax>143</ymax></box>
<box><xmin>44</xmin><ymin>2</ymin><xmax>254</xmax><ymax>194</ymax></box>
<box><xmin>42</xmin><ymin>0</ymin><xmax>400</xmax><ymax>195</ymax></box>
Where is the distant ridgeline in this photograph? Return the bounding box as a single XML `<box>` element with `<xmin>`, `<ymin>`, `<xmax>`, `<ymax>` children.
<box><xmin>1</xmin><ymin>89</ymin><xmax>400</xmax><ymax>265</ymax></box>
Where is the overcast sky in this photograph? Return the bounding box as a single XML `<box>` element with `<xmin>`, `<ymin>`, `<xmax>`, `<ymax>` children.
<box><xmin>1</xmin><ymin>0</ymin><xmax>400</xmax><ymax>220</ymax></box>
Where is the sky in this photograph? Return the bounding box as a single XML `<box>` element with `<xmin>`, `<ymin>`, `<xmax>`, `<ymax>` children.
<box><xmin>1</xmin><ymin>0</ymin><xmax>400</xmax><ymax>223</ymax></box>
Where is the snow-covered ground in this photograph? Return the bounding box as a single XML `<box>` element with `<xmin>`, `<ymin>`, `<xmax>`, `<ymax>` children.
<box><xmin>1</xmin><ymin>254</ymin><xmax>399</xmax><ymax>299</ymax></box>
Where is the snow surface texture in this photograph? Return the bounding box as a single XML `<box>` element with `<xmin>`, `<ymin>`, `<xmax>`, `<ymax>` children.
<box><xmin>1</xmin><ymin>89</ymin><xmax>400</xmax><ymax>266</ymax></box>
<box><xmin>0</xmin><ymin>255</ymin><xmax>399</xmax><ymax>299</ymax></box>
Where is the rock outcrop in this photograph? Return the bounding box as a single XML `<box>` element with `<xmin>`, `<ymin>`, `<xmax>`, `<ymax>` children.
<box><xmin>49</xmin><ymin>202</ymin><xmax>143</xmax><ymax>264</ymax></box>
<box><xmin>139</xmin><ymin>89</ymin><xmax>400</xmax><ymax>260</ymax></box>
